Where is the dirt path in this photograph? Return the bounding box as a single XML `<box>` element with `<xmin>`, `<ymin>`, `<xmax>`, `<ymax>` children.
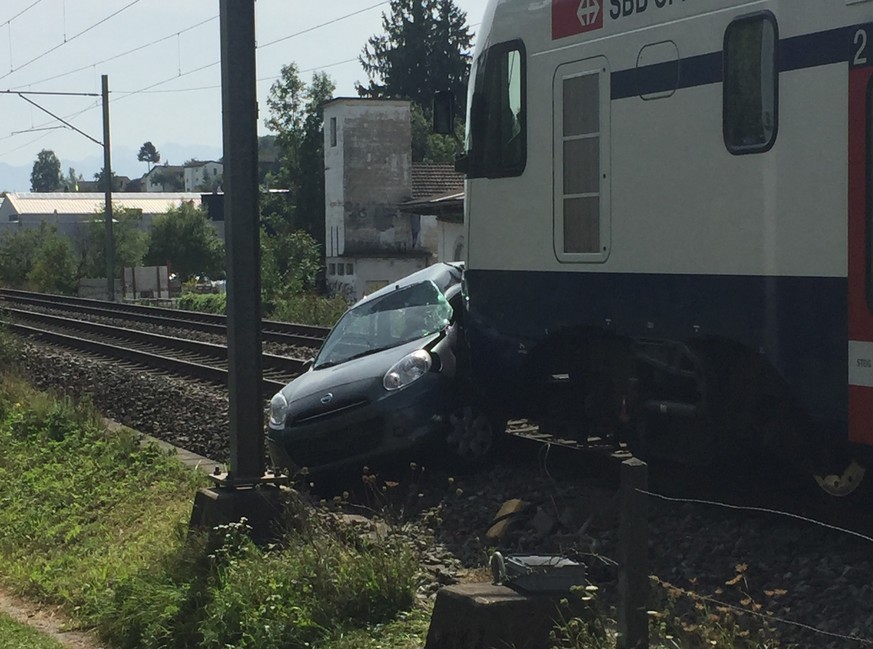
<box><xmin>0</xmin><ymin>588</ymin><xmax>108</xmax><ymax>649</ymax></box>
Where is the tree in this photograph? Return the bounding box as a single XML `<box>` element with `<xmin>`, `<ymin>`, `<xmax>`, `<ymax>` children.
<box><xmin>137</xmin><ymin>141</ymin><xmax>161</xmax><ymax>171</ymax></box>
<box><xmin>0</xmin><ymin>227</ymin><xmax>42</xmax><ymax>286</ymax></box>
<box><xmin>27</xmin><ymin>224</ymin><xmax>77</xmax><ymax>294</ymax></box>
<box><xmin>62</xmin><ymin>167</ymin><xmax>83</xmax><ymax>192</ymax></box>
<box><xmin>30</xmin><ymin>149</ymin><xmax>63</xmax><ymax>192</ymax></box>
<box><xmin>144</xmin><ymin>202</ymin><xmax>224</xmax><ymax>280</ymax></box>
<box><xmin>82</xmin><ymin>206</ymin><xmax>148</xmax><ymax>278</ymax></box>
<box><xmin>265</xmin><ymin>66</ymin><xmax>335</xmax><ymax>246</ymax></box>
<box><xmin>0</xmin><ymin>222</ymin><xmax>78</xmax><ymax>293</ymax></box>
<box><xmin>94</xmin><ymin>167</ymin><xmax>125</xmax><ymax>191</ymax></box>
<box><xmin>358</xmin><ymin>0</ymin><xmax>472</xmax><ymax>118</ymax></box>
<box><xmin>261</xmin><ymin>219</ymin><xmax>321</xmax><ymax>299</ymax></box>
<box><xmin>149</xmin><ymin>167</ymin><xmax>184</xmax><ymax>192</ymax></box>
<box><xmin>410</xmin><ymin>101</ymin><xmax>464</xmax><ymax>163</ymax></box>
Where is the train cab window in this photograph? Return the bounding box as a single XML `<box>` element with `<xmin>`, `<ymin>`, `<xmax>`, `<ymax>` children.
<box><xmin>468</xmin><ymin>40</ymin><xmax>526</xmax><ymax>178</ymax></box>
<box><xmin>723</xmin><ymin>13</ymin><xmax>778</xmax><ymax>154</ymax></box>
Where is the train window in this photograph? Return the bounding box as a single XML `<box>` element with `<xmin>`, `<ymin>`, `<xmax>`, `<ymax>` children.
<box><xmin>723</xmin><ymin>12</ymin><xmax>778</xmax><ymax>154</ymax></box>
<box><xmin>554</xmin><ymin>58</ymin><xmax>610</xmax><ymax>263</ymax></box>
<box><xmin>468</xmin><ymin>40</ymin><xmax>526</xmax><ymax>178</ymax></box>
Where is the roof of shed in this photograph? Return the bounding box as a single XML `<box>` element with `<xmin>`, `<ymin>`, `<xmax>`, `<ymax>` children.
<box><xmin>411</xmin><ymin>163</ymin><xmax>463</xmax><ymax>200</ymax></box>
<box><xmin>2</xmin><ymin>192</ymin><xmax>203</xmax><ymax>215</ymax></box>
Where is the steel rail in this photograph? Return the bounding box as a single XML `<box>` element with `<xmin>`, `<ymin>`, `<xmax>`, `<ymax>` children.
<box><xmin>1</xmin><ymin>311</ymin><xmax>298</xmax><ymax>392</ymax></box>
<box><xmin>0</xmin><ymin>288</ymin><xmax>330</xmax><ymax>345</ymax></box>
<box><xmin>5</xmin><ymin>321</ymin><xmax>288</xmax><ymax>394</ymax></box>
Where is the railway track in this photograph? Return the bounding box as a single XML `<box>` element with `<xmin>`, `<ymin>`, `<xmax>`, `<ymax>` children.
<box><xmin>0</xmin><ymin>288</ymin><xmax>330</xmax><ymax>348</ymax></box>
<box><xmin>1</xmin><ymin>307</ymin><xmax>301</xmax><ymax>394</ymax></box>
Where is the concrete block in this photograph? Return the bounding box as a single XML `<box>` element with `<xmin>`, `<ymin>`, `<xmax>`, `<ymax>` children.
<box><xmin>189</xmin><ymin>485</ymin><xmax>287</xmax><ymax>544</ymax></box>
<box><xmin>424</xmin><ymin>583</ymin><xmax>573</xmax><ymax>649</ymax></box>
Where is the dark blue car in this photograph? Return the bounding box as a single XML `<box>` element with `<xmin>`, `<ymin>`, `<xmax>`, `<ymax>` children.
<box><xmin>266</xmin><ymin>263</ymin><xmax>501</xmax><ymax>474</ymax></box>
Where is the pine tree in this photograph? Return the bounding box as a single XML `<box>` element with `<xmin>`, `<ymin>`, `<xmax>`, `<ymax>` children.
<box><xmin>357</xmin><ymin>0</ymin><xmax>472</xmax><ymax>117</ymax></box>
<box><xmin>137</xmin><ymin>141</ymin><xmax>161</xmax><ymax>172</ymax></box>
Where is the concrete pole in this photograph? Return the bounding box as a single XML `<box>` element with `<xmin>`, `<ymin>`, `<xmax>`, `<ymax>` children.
<box><xmin>220</xmin><ymin>0</ymin><xmax>264</xmax><ymax>483</ymax></box>
<box><xmin>102</xmin><ymin>75</ymin><xmax>115</xmax><ymax>302</ymax></box>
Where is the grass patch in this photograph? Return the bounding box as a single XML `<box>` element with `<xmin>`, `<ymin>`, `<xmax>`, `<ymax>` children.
<box><xmin>0</xmin><ymin>349</ymin><xmax>423</xmax><ymax>649</ymax></box>
<box><xmin>178</xmin><ymin>291</ymin><xmax>348</xmax><ymax>327</ymax></box>
<box><xmin>0</xmin><ymin>613</ymin><xmax>68</xmax><ymax>649</ymax></box>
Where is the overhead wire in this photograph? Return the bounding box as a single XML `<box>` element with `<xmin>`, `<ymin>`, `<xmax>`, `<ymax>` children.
<box><xmin>10</xmin><ymin>15</ymin><xmax>218</xmax><ymax>90</ymax></box>
<box><xmin>0</xmin><ymin>101</ymin><xmax>99</xmax><ymax>155</ymax></box>
<box><xmin>111</xmin><ymin>3</ymin><xmax>392</xmax><ymax>100</ymax></box>
<box><xmin>119</xmin><ymin>58</ymin><xmax>360</xmax><ymax>95</ymax></box>
<box><xmin>0</xmin><ymin>0</ymin><xmax>46</xmax><ymax>26</ymax></box>
<box><xmin>0</xmin><ymin>0</ymin><xmax>145</xmax><ymax>82</ymax></box>
<box><xmin>0</xmin><ymin>1</ymin><xmax>475</xmax><ymax>158</ymax></box>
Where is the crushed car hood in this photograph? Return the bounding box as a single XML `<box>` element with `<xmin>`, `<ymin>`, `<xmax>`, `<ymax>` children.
<box><xmin>280</xmin><ymin>333</ymin><xmax>442</xmax><ymax>404</ymax></box>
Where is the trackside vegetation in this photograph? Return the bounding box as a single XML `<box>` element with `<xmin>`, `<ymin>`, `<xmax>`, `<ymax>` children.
<box><xmin>178</xmin><ymin>291</ymin><xmax>349</xmax><ymax>328</ymax></box>
<box><xmin>0</xmin><ymin>330</ymin><xmax>424</xmax><ymax>649</ymax></box>
<box><xmin>0</xmin><ymin>613</ymin><xmax>68</xmax><ymax>649</ymax></box>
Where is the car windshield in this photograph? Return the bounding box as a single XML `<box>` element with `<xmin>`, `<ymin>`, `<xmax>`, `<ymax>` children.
<box><xmin>314</xmin><ymin>280</ymin><xmax>452</xmax><ymax>368</ymax></box>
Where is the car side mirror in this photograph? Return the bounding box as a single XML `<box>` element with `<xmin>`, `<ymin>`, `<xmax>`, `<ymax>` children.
<box><xmin>433</xmin><ymin>91</ymin><xmax>455</xmax><ymax>135</ymax></box>
<box><xmin>302</xmin><ymin>358</ymin><xmax>314</xmax><ymax>371</ymax></box>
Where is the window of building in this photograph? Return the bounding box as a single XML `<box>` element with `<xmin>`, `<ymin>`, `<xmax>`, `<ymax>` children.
<box><xmin>330</xmin><ymin>117</ymin><xmax>337</xmax><ymax>147</ymax></box>
<box><xmin>328</xmin><ymin>263</ymin><xmax>336</xmax><ymax>275</ymax></box>
<box><xmin>469</xmin><ymin>40</ymin><xmax>526</xmax><ymax>178</ymax></box>
<box><xmin>338</xmin><ymin>263</ymin><xmax>345</xmax><ymax>276</ymax></box>
<box><xmin>554</xmin><ymin>58</ymin><xmax>610</xmax><ymax>262</ymax></box>
<box><xmin>723</xmin><ymin>13</ymin><xmax>778</xmax><ymax>154</ymax></box>
<box><xmin>346</xmin><ymin>263</ymin><xmax>353</xmax><ymax>275</ymax></box>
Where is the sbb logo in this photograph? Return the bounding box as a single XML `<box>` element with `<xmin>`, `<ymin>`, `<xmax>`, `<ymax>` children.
<box><xmin>553</xmin><ymin>0</ymin><xmax>603</xmax><ymax>39</ymax></box>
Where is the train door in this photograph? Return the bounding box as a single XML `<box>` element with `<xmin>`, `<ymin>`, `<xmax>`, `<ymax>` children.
<box><xmin>848</xmin><ymin>23</ymin><xmax>873</xmax><ymax>448</ymax></box>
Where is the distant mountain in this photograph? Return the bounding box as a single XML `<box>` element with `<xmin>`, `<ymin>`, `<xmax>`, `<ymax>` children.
<box><xmin>0</xmin><ymin>162</ymin><xmax>32</xmax><ymax>193</ymax></box>
<box><xmin>0</xmin><ymin>142</ymin><xmax>223</xmax><ymax>193</ymax></box>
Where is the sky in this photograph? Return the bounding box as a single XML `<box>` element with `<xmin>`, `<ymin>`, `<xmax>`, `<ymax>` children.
<box><xmin>0</xmin><ymin>0</ymin><xmax>490</xmax><ymax>191</ymax></box>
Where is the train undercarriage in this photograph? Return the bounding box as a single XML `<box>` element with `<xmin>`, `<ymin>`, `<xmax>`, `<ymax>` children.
<box><xmin>510</xmin><ymin>330</ymin><xmax>868</xmax><ymax>498</ymax></box>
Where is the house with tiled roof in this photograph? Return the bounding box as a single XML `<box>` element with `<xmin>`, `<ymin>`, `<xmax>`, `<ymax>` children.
<box><xmin>322</xmin><ymin>98</ymin><xmax>465</xmax><ymax>301</ymax></box>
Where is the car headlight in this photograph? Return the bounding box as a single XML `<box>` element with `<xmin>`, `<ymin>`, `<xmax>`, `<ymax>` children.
<box><xmin>269</xmin><ymin>392</ymin><xmax>289</xmax><ymax>429</ymax></box>
<box><xmin>383</xmin><ymin>350</ymin><xmax>432</xmax><ymax>391</ymax></box>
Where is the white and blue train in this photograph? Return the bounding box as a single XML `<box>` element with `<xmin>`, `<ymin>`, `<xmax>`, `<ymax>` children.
<box><xmin>448</xmin><ymin>0</ymin><xmax>873</xmax><ymax>494</ymax></box>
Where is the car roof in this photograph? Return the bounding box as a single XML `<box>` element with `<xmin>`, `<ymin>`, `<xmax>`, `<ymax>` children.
<box><xmin>356</xmin><ymin>262</ymin><xmax>463</xmax><ymax>306</ymax></box>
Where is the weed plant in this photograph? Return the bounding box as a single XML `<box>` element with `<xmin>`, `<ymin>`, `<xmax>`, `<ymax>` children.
<box><xmin>0</xmin><ymin>374</ymin><xmax>423</xmax><ymax>649</ymax></box>
<box><xmin>648</xmin><ymin>576</ymin><xmax>784</xmax><ymax>648</ymax></box>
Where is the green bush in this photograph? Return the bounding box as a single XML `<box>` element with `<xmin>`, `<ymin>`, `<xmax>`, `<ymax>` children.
<box><xmin>269</xmin><ymin>292</ymin><xmax>348</xmax><ymax>327</ymax></box>
<box><xmin>178</xmin><ymin>292</ymin><xmax>227</xmax><ymax>314</ymax></box>
<box><xmin>0</xmin><ymin>379</ymin><xmax>421</xmax><ymax>649</ymax></box>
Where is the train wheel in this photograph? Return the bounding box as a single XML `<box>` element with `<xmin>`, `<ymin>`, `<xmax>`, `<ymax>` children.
<box><xmin>814</xmin><ymin>459</ymin><xmax>866</xmax><ymax>497</ymax></box>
